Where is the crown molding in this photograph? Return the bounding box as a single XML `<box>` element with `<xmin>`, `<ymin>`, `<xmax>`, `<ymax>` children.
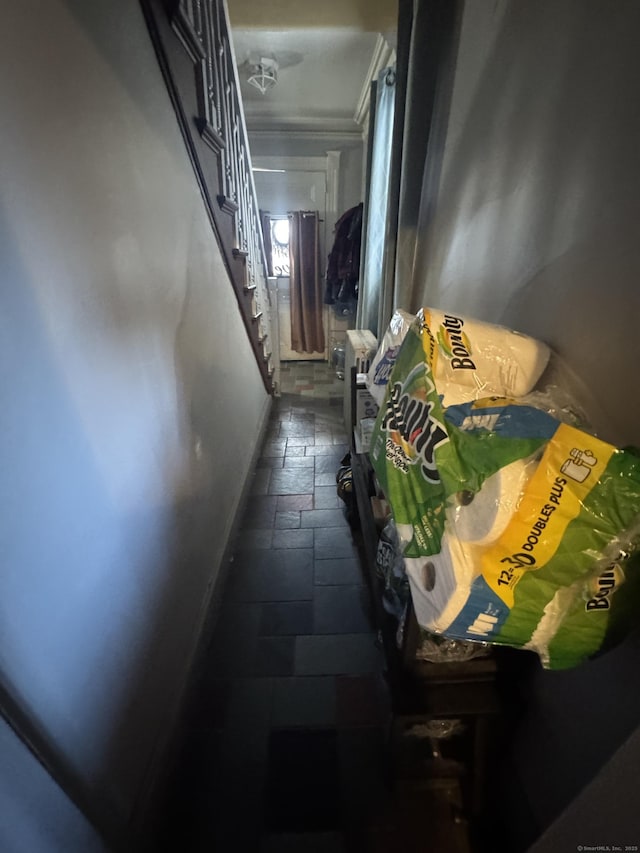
<box><xmin>252</xmin><ymin>154</ymin><xmax>329</xmax><ymax>171</ymax></box>
<box><xmin>248</xmin><ymin>128</ymin><xmax>362</xmax><ymax>145</ymax></box>
<box><xmin>354</xmin><ymin>34</ymin><xmax>396</xmax><ymax>127</ymax></box>
<box><xmin>246</xmin><ymin>113</ymin><xmax>359</xmax><ymax>132</ymax></box>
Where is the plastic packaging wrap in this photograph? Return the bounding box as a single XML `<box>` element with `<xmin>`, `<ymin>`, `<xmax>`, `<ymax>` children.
<box><xmin>366</xmin><ymin>309</ymin><xmax>415</xmax><ymax>405</ymax></box>
<box><xmin>422</xmin><ymin>307</ymin><xmax>550</xmax><ymax>406</ymax></box>
<box><xmin>369</xmin><ymin>309</ymin><xmax>640</xmax><ymax>669</ymax></box>
<box><xmin>415</xmin><ymin>630</ymin><xmax>490</xmax><ymax>664</ymax></box>
<box><xmin>375</xmin><ymin>520</ymin><xmax>410</xmax><ymax>646</ymax></box>
<box><xmin>405</xmin><ymin>719</ymin><xmax>465</xmax><ymax>740</ymax></box>
<box><xmin>368</xmin><ymin>306</ymin><xmax>550</xmax><ymax>409</ymax></box>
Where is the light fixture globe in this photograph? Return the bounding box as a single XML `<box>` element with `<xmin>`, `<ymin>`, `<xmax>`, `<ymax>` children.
<box><xmin>247</xmin><ymin>56</ymin><xmax>278</xmax><ymax>94</ymax></box>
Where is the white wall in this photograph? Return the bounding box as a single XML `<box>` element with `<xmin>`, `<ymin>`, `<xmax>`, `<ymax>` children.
<box><xmin>0</xmin><ymin>0</ymin><xmax>269</xmax><ymax>835</ymax></box>
<box><xmin>250</xmin><ymin>135</ymin><xmax>364</xmax><ymax>214</ymax></box>
<box><xmin>337</xmin><ymin>142</ymin><xmax>366</xmax><ymax>214</ymax></box>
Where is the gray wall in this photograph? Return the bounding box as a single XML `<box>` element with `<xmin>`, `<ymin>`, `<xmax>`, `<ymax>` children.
<box><xmin>529</xmin><ymin>725</ymin><xmax>640</xmax><ymax>852</ymax></box>
<box><xmin>412</xmin><ymin>0</ymin><xmax>640</xmax><ymax>448</ymax></box>
<box><xmin>249</xmin><ymin>134</ymin><xmax>364</xmax><ymax>214</ymax></box>
<box><xmin>0</xmin><ymin>718</ymin><xmax>108</xmax><ymax>853</ymax></box>
<box><xmin>404</xmin><ymin>0</ymin><xmax>640</xmax><ymax>842</ymax></box>
<box><xmin>337</xmin><ymin>142</ymin><xmax>366</xmax><ymax>214</ymax></box>
<box><xmin>0</xmin><ymin>0</ymin><xmax>269</xmax><ymax>839</ymax></box>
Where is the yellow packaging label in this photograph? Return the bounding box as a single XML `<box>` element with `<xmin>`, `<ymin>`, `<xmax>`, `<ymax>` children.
<box><xmin>419</xmin><ymin>310</ymin><xmax>439</xmax><ymax>374</ymax></box>
<box><xmin>467</xmin><ymin>398</ymin><xmax>519</xmax><ymax>410</ymax></box>
<box><xmin>479</xmin><ymin>424</ymin><xmax>616</xmax><ymax>607</ymax></box>
<box><xmin>422</xmin><ymin>307</ymin><xmax>477</xmax><ymax>376</ymax></box>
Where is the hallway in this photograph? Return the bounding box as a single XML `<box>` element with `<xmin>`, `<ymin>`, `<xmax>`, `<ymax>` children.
<box><xmin>5</xmin><ymin>2</ymin><xmax>640</xmax><ymax>850</ymax></box>
<box><xmin>159</xmin><ymin>363</ymin><xmax>389</xmax><ymax>851</ymax></box>
<box><xmin>156</xmin><ymin>362</ymin><xmax>475</xmax><ymax>852</ymax></box>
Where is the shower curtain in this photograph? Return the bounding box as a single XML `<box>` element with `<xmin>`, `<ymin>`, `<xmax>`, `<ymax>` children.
<box><xmin>289</xmin><ymin>210</ymin><xmax>325</xmax><ymax>354</ymax></box>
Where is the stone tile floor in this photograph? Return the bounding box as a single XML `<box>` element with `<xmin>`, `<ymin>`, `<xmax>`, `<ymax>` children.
<box><xmin>278</xmin><ymin>360</ymin><xmax>345</xmax><ymax>401</ymax></box>
<box><xmin>156</xmin><ymin>363</ymin><xmax>473</xmax><ymax>852</ymax></box>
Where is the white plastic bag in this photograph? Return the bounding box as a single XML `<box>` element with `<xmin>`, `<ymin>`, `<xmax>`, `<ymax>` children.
<box><xmin>366</xmin><ymin>309</ymin><xmax>415</xmax><ymax>406</ymax></box>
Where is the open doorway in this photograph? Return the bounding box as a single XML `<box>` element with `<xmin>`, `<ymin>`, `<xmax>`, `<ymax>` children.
<box><xmin>253</xmin><ymin>163</ymin><xmax>328</xmax><ymax>361</ymax></box>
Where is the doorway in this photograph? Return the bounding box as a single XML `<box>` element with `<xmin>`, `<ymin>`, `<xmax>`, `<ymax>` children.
<box><xmin>253</xmin><ymin>161</ymin><xmax>328</xmax><ymax>362</ymax></box>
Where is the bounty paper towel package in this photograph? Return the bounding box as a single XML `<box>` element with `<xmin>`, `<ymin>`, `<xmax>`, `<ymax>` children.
<box><xmin>423</xmin><ymin>307</ymin><xmax>550</xmax><ymax>406</ymax></box>
<box><xmin>369</xmin><ymin>309</ymin><xmax>640</xmax><ymax>669</ymax></box>
<box><xmin>367</xmin><ymin>307</ymin><xmax>550</xmax><ymax>408</ymax></box>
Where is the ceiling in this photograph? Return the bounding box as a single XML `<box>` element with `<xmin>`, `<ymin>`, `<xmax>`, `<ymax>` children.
<box><xmin>228</xmin><ymin>0</ymin><xmax>397</xmax><ymax>139</ymax></box>
<box><xmin>227</xmin><ymin>0</ymin><xmax>396</xmax><ymax>31</ymax></box>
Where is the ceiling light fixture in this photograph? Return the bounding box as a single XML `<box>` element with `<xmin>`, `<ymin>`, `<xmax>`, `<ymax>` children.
<box><xmin>247</xmin><ymin>56</ymin><xmax>278</xmax><ymax>95</ymax></box>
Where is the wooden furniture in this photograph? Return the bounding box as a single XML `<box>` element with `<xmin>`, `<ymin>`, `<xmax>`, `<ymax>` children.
<box><xmin>348</xmin><ymin>368</ymin><xmax>499</xmax><ymax>822</ymax></box>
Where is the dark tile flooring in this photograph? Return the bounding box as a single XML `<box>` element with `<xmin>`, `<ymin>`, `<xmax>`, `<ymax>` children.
<box><xmin>156</xmin><ymin>364</ymin><xmax>482</xmax><ymax>852</ymax></box>
<box><xmin>157</xmin><ymin>379</ymin><xmax>400</xmax><ymax>852</ymax></box>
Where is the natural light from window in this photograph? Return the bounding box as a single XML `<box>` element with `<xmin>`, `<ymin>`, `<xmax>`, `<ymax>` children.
<box><xmin>270</xmin><ymin>217</ymin><xmax>290</xmax><ymax>277</ymax></box>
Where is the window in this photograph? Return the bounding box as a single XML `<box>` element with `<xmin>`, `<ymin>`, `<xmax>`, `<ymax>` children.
<box><xmin>270</xmin><ymin>216</ymin><xmax>290</xmax><ymax>277</ymax></box>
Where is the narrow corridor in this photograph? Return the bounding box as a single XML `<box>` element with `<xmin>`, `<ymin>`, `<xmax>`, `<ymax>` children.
<box><xmin>159</xmin><ymin>362</ymin><xmax>395</xmax><ymax>851</ymax></box>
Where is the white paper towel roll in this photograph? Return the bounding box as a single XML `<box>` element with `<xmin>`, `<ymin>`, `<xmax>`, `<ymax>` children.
<box><xmin>423</xmin><ymin>308</ymin><xmax>550</xmax><ymax>404</ymax></box>
<box><xmin>405</xmin><ymin>535</ymin><xmax>477</xmax><ymax>633</ymax></box>
<box><xmin>395</xmin><ymin>522</ymin><xmax>415</xmax><ymax>548</ymax></box>
<box><xmin>450</xmin><ymin>458</ymin><xmax>534</xmax><ymax>546</ymax></box>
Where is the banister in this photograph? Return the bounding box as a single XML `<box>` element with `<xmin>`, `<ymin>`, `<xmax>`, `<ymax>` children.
<box><xmin>141</xmin><ymin>0</ymin><xmax>274</xmax><ymax>393</ymax></box>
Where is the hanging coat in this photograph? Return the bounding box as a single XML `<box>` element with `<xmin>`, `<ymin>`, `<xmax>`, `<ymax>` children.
<box><xmin>325</xmin><ymin>203</ymin><xmax>363</xmax><ymax>306</ymax></box>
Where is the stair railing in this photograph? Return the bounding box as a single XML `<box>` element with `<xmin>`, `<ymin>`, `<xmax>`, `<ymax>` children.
<box><xmin>141</xmin><ymin>0</ymin><xmax>274</xmax><ymax>392</ymax></box>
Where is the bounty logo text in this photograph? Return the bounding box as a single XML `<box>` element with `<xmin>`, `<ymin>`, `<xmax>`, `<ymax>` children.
<box><xmin>437</xmin><ymin>314</ymin><xmax>476</xmax><ymax>370</ymax></box>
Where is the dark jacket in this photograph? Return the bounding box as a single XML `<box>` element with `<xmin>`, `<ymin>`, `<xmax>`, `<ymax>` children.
<box><xmin>325</xmin><ymin>203</ymin><xmax>363</xmax><ymax>305</ymax></box>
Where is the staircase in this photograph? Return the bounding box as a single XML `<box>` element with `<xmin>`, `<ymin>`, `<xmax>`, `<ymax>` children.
<box><xmin>142</xmin><ymin>0</ymin><xmax>275</xmax><ymax>392</ymax></box>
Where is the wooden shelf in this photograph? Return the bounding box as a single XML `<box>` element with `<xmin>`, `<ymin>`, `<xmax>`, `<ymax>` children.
<box><xmin>348</xmin><ymin>367</ymin><xmax>500</xmax><ymax>822</ymax></box>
